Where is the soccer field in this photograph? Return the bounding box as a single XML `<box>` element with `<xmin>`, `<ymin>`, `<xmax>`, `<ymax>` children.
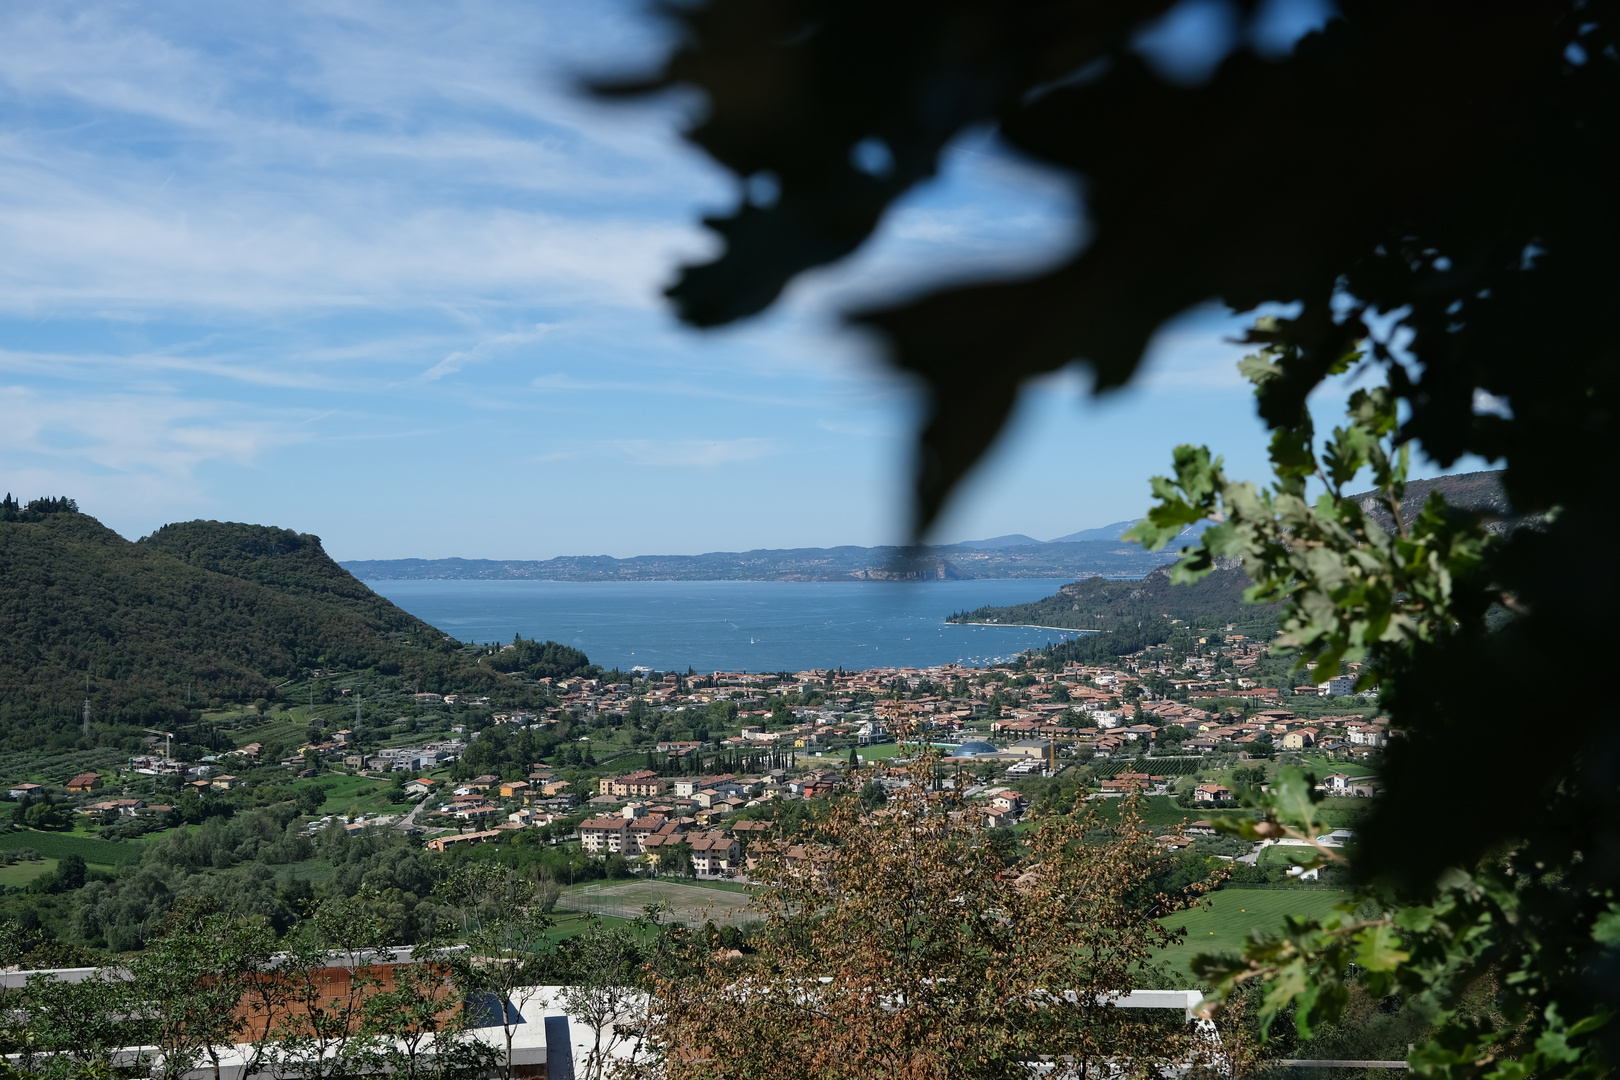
<box><xmin>560</xmin><ymin>878</ymin><xmax>757</xmax><ymax>926</ymax></box>
<box><xmin>1155</xmin><ymin>888</ymin><xmax>1351</xmax><ymax>982</ymax></box>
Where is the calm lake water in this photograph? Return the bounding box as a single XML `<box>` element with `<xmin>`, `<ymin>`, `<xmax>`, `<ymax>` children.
<box><xmin>366</xmin><ymin>579</ymin><xmax>1092</xmax><ymax>673</ymax></box>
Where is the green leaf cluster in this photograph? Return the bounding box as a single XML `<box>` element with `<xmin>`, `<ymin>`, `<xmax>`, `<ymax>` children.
<box><xmin>1125</xmin><ymin>333</ymin><xmax>1496</xmax><ymax>689</ymax></box>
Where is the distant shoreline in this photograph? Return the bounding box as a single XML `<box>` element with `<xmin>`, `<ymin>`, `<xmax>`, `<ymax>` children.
<box><xmin>338</xmin><ymin>543</ymin><xmax>1174</xmax><ymax>584</ymax></box>
<box><xmin>948</xmin><ymin>621</ymin><xmax>1101</xmax><ymax>634</ymax></box>
<box><xmin>353</xmin><ymin>575</ymin><xmax>1152</xmax><ymax>586</ymax></box>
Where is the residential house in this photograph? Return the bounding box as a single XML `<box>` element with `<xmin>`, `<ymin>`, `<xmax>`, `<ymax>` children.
<box><xmin>656</xmin><ymin>740</ymin><xmax>704</xmax><ymax>757</ymax></box>
<box><xmin>1192</xmin><ymin>783</ymin><xmax>1233</xmax><ymax>803</ymax></box>
<box><xmin>499</xmin><ymin>780</ymin><xmax>530</xmax><ymax>799</ymax></box>
<box><xmin>9</xmin><ymin>783</ymin><xmax>42</xmax><ymax>800</ymax></box>
<box><xmin>983</xmin><ymin>805</ymin><xmax>1019</xmax><ymax>829</ymax></box>
<box><xmin>66</xmin><ymin>773</ymin><xmax>102</xmax><ymax>793</ymax></box>
<box><xmin>674</xmin><ymin>774</ymin><xmax>736</xmax><ymax>799</ymax></box>
<box><xmin>1280</xmin><ymin>728</ymin><xmax>1319</xmax><ymax>750</ymax></box>
<box><xmin>688</xmin><ymin>831</ymin><xmax>741</xmax><ymax>875</ymax></box>
<box><xmin>989</xmin><ymin>791</ymin><xmax>1024</xmax><ymax>813</ymax></box>
<box><xmin>210</xmin><ymin>775</ymin><xmax>241</xmax><ymax>791</ymax></box>
<box><xmin>627</xmin><ymin>814</ymin><xmax>673</xmax><ymax>854</ymax></box>
<box><xmin>403</xmin><ymin>778</ymin><xmax>437</xmax><ymax>797</ymax></box>
<box><xmin>727</xmin><ymin>819</ymin><xmax>772</xmax><ymax>844</ymax></box>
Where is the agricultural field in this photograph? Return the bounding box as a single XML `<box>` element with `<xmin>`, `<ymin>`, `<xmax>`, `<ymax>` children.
<box><xmin>1091</xmin><ymin>758</ymin><xmax>1204</xmax><ymax>779</ymax></box>
<box><xmin>0</xmin><ymin>747</ymin><xmax>131</xmax><ymax>787</ymax></box>
<box><xmin>0</xmin><ymin>830</ymin><xmax>141</xmax><ymax>867</ymax></box>
<box><xmin>1154</xmin><ymin>887</ymin><xmax>1352</xmax><ymax>982</ymax></box>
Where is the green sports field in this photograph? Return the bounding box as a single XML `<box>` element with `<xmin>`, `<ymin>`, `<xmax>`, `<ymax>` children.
<box><xmin>1155</xmin><ymin>887</ymin><xmax>1352</xmax><ymax>982</ymax></box>
<box><xmin>559</xmin><ymin>878</ymin><xmax>756</xmax><ymax>926</ymax></box>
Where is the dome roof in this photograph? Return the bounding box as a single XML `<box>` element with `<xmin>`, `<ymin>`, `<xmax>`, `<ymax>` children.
<box><xmin>953</xmin><ymin>740</ymin><xmax>998</xmax><ymax>757</ymax></box>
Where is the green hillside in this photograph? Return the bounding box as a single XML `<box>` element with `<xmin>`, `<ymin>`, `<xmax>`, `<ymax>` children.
<box><xmin>947</xmin><ymin>560</ymin><xmax>1277</xmax><ymax>665</ymax></box>
<box><xmin>949</xmin><ymin>560</ymin><xmax>1274</xmax><ymax>633</ymax></box>
<box><xmin>0</xmin><ymin>508</ymin><xmax>503</xmax><ymax>750</ymax></box>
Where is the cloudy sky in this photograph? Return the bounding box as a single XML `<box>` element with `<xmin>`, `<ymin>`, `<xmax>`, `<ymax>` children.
<box><xmin>0</xmin><ymin>0</ymin><xmax>1485</xmax><ymax>559</ymax></box>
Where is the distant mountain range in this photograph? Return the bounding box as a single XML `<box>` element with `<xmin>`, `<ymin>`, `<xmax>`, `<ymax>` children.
<box><xmin>949</xmin><ymin>520</ymin><xmax>1141</xmax><ymax>548</ymax></box>
<box><xmin>339</xmin><ymin>533</ymin><xmax>1183</xmax><ymax>584</ymax></box>
<box><xmin>340</xmin><ymin>471</ymin><xmax>1509</xmax><ymax>584</ymax></box>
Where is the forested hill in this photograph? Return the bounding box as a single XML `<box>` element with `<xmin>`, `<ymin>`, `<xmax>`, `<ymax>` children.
<box><xmin>0</xmin><ymin>510</ymin><xmax>496</xmax><ymax>748</ymax></box>
<box><xmin>948</xmin><ymin>560</ymin><xmax>1272</xmax><ymax>634</ymax></box>
<box><xmin>946</xmin><ymin>470</ymin><xmax>1508</xmax><ymax>665</ymax></box>
<box><xmin>948</xmin><ymin>560</ymin><xmax>1280</xmax><ymax>666</ymax></box>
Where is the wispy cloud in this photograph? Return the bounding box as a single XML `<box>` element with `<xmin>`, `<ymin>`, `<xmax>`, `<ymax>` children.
<box><xmin>614</xmin><ymin>438</ymin><xmax>778</xmax><ymax>467</ymax></box>
<box><xmin>418</xmin><ymin>324</ymin><xmax>556</xmax><ymax>382</ymax></box>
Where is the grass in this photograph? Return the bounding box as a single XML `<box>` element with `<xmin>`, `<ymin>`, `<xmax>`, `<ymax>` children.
<box><xmin>543</xmin><ymin>911</ymin><xmax>653</xmax><ymax>944</ymax></box>
<box><xmin>0</xmin><ymin>829</ymin><xmax>141</xmax><ymax>866</ymax></box>
<box><xmin>279</xmin><ymin>857</ymin><xmax>339</xmax><ymax>884</ymax></box>
<box><xmin>0</xmin><ymin>857</ymin><xmax>57</xmax><ymax>886</ymax></box>
<box><xmin>1155</xmin><ymin>887</ymin><xmax>1352</xmax><ymax>982</ymax></box>
<box><xmin>306</xmin><ymin>774</ymin><xmax>399</xmax><ymax>816</ymax></box>
<box><xmin>1258</xmin><ymin>843</ymin><xmax>1326</xmax><ymax>869</ymax></box>
<box><xmin>1088</xmin><ymin>795</ymin><xmax>1210</xmax><ymax>829</ymax></box>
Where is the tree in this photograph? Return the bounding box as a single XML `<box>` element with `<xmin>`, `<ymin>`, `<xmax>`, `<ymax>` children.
<box><xmin>555</xmin><ymin>914</ymin><xmax>664</xmax><ymax>1080</ymax></box>
<box><xmin>264</xmin><ymin>895</ymin><xmax>393</xmax><ymax>1080</ymax></box>
<box><xmin>633</xmin><ymin>754</ymin><xmax>1238</xmax><ymax>1079</ymax></box>
<box><xmin>359</xmin><ymin>933</ymin><xmax>496</xmax><ymax>1080</ymax></box>
<box><xmin>12</xmin><ymin>968</ymin><xmax>137</xmax><ymax>1079</ymax></box>
<box><xmin>444</xmin><ymin>864</ymin><xmax>556</xmax><ymax>1080</ymax></box>
<box><xmin>126</xmin><ymin>899</ymin><xmax>277</xmax><ymax>1080</ymax></box>
<box><xmin>54</xmin><ymin>853</ymin><xmax>87</xmax><ymax>892</ymax></box>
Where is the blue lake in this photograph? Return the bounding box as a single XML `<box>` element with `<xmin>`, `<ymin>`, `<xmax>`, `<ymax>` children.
<box><xmin>366</xmin><ymin>579</ymin><xmax>1092</xmax><ymax>673</ymax></box>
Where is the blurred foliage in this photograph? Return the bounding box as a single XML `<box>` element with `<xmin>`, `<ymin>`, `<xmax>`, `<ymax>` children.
<box><xmin>612</xmin><ymin>1</ymin><xmax>1620</xmax><ymax>1075</ymax></box>
<box><xmin>1133</xmin><ymin>347</ymin><xmax>1616</xmax><ymax>1078</ymax></box>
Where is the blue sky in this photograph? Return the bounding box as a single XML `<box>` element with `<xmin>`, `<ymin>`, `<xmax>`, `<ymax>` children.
<box><xmin>0</xmin><ymin>0</ymin><xmax>1488</xmax><ymax>560</ymax></box>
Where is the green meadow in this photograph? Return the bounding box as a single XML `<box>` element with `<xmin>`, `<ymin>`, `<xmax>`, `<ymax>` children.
<box><xmin>1155</xmin><ymin>887</ymin><xmax>1351</xmax><ymax>982</ymax></box>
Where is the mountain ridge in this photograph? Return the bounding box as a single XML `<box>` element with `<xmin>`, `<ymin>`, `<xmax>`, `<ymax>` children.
<box><xmin>338</xmin><ymin>538</ymin><xmax>1179</xmax><ymax>583</ymax></box>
